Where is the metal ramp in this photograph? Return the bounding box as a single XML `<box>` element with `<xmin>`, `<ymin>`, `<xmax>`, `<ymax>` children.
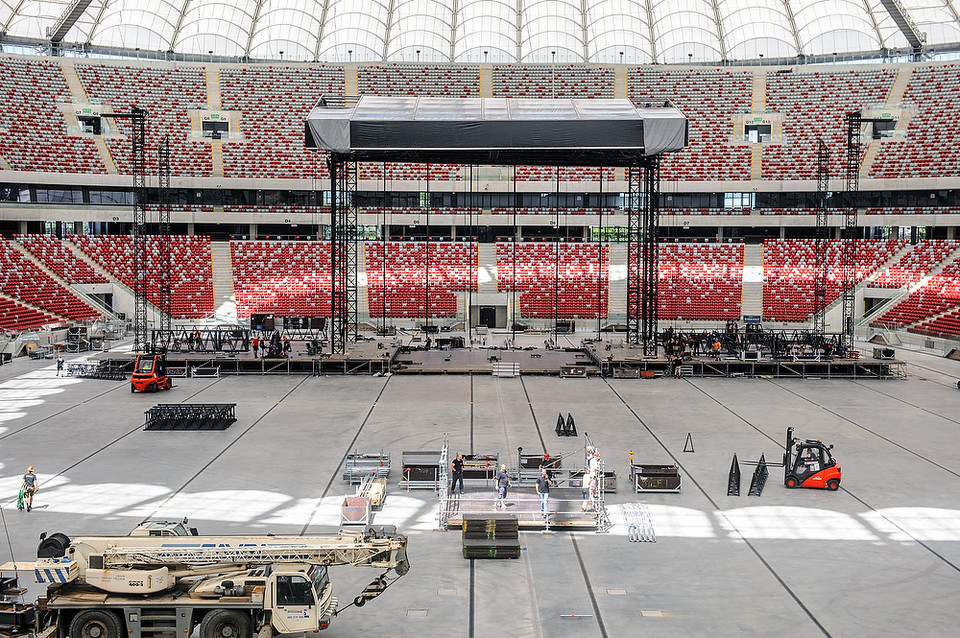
<box><xmin>144</xmin><ymin>403</ymin><xmax>237</xmax><ymax>431</ymax></box>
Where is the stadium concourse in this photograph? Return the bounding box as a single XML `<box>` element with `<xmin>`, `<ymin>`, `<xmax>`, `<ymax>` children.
<box><xmin>1</xmin><ymin>334</ymin><xmax>960</xmax><ymax>637</ymax></box>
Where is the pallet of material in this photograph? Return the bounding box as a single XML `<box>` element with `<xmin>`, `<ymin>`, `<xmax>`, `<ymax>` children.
<box><xmin>357</xmin><ymin>476</ymin><xmax>387</xmax><ymax>509</ymax></box>
<box><xmin>462</xmin><ymin>538</ymin><xmax>521</xmax><ymax>559</ymax></box>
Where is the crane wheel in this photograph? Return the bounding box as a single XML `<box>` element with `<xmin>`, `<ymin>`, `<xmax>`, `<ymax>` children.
<box><xmin>199</xmin><ymin>610</ymin><xmax>251</xmax><ymax>638</ymax></box>
<box><xmin>70</xmin><ymin>610</ymin><xmax>122</xmax><ymax>638</ymax></box>
<box><xmin>826</xmin><ymin>479</ymin><xmax>840</xmax><ymax>491</ymax></box>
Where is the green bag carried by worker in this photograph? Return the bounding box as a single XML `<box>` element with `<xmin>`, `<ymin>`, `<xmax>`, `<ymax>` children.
<box><xmin>17</xmin><ymin>488</ymin><xmax>25</xmax><ymax>510</ymax></box>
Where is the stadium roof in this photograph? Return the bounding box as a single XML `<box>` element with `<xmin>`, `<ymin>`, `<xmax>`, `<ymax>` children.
<box><xmin>1</xmin><ymin>0</ymin><xmax>958</xmax><ymax>65</ymax></box>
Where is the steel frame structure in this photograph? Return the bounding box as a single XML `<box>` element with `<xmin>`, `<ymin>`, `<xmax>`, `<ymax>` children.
<box><xmin>842</xmin><ymin>112</ymin><xmax>862</xmax><ymax>352</ymax></box>
<box><xmin>157</xmin><ymin>134</ymin><xmax>172</xmax><ymax>338</ymax></box>
<box><xmin>102</xmin><ymin>108</ymin><xmax>148</xmax><ymax>352</ymax></box>
<box><xmin>327</xmin><ymin>154</ymin><xmax>359</xmax><ymax>354</ymax></box>
<box><xmin>812</xmin><ymin>139</ymin><xmax>830</xmax><ymax>345</ymax></box>
<box><xmin>626</xmin><ymin>156</ymin><xmax>661</xmax><ymax>355</ymax></box>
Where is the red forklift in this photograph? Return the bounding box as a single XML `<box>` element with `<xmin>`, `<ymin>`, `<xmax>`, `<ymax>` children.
<box><xmin>131</xmin><ymin>350</ymin><xmax>172</xmax><ymax>393</ymax></box>
<box><xmin>783</xmin><ymin>427</ymin><xmax>841</xmax><ymax>490</ymax></box>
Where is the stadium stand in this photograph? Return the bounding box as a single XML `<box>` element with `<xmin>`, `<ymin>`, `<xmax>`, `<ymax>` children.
<box><xmin>0</xmin><ymin>237</ymin><xmax>100</xmax><ymax>321</ymax></box>
<box><xmin>628</xmin><ymin>67</ymin><xmax>753</xmax><ymax>181</ymax></box>
<box><xmin>658</xmin><ymin>242</ymin><xmax>744</xmax><ymax>320</ymax></box>
<box><xmin>764</xmin><ymin>68</ymin><xmax>896</xmax><ymax>180</ymax></box>
<box><xmin>230</xmin><ymin>240</ymin><xmax>332</xmax><ymax>317</ymax></box>
<box><xmin>492</xmin><ymin>65</ymin><xmax>614</xmax><ymax>98</ymax></box>
<box><xmin>358</xmin><ymin>64</ymin><xmax>480</xmax><ymax>97</ymax></box>
<box><xmin>72</xmin><ymin>235</ymin><xmax>214</xmax><ymax>319</ymax></box>
<box><xmin>762</xmin><ymin>238</ymin><xmax>903</xmax><ymax>322</ymax></box>
<box><xmin>219</xmin><ymin>65</ymin><xmax>343</xmax><ymax>179</ymax></box>
<box><xmin>871</xmin><ymin>244</ymin><xmax>960</xmax><ymax>330</ymax></box>
<box><xmin>365</xmin><ymin>242</ymin><xmax>476</xmax><ymax>317</ymax></box>
<box><xmin>16</xmin><ymin>235</ymin><xmax>109</xmax><ymax>284</ymax></box>
<box><xmin>871</xmin><ymin>63</ymin><xmax>960</xmax><ymax>179</ymax></box>
<box><xmin>0</xmin><ymin>56</ymin><xmax>104</xmax><ymax>173</ymax></box>
<box><xmin>74</xmin><ymin>62</ymin><xmax>211</xmax><ymax>177</ymax></box>
<box><xmin>0</xmin><ymin>296</ymin><xmax>59</xmax><ymax>332</ymax></box>
<box><xmin>496</xmin><ymin>242</ymin><xmax>608</xmax><ymax>318</ymax></box>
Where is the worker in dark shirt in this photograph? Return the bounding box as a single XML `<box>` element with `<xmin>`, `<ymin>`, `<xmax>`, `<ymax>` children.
<box><xmin>495</xmin><ymin>464</ymin><xmax>510</xmax><ymax>509</ymax></box>
<box><xmin>451</xmin><ymin>453</ymin><xmax>465</xmax><ymax>494</ymax></box>
<box><xmin>21</xmin><ymin>466</ymin><xmax>39</xmax><ymax>512</ymax></box>
<box><xmin>535</xmin><ymin>467</ymin><xmax>552</xmax><ymax>517</ymax></box>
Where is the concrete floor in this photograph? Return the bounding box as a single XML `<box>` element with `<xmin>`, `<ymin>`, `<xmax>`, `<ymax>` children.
<box><xmin>2</xmin><ymin>338</ymin><xmax>960</xmax><ymax>637</ymax></box>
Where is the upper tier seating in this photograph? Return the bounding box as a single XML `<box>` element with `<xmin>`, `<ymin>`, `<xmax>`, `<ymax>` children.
<box><xmin>0</xmin><ymin>56</ymin><xmax>103</xmax><ymax>173</ymax></box>
<box><xmin>16</xmin><ymin>234</ymin><xmax>108</xmax><ymax>283</ymax></box>
<box><xmin>230</xmin><ymin>240</ymin><xmax>332</xmax><ymax>317</ymax></box>
<box><xmin>72</xmin><ymin>235</ymin><xmax>214</xmax><ymax>319</ymax></box>
<box><xmin>496</xmin><ymin>242</ymin><xmax>608</xmax><ymax>318</ymax></box>
<box><xmin>219</xmin><ymin>65</ymin><xmax>344</xmax><ymax>179</ymax></box>
<box><xmin>358</xmin><ymin>64</ymin><xmax>480</xmax><ymax>97</ymax></box>
<box><xmin>0</xmin><ymin>237</ymin><xmax>100</xmax><ymax>321</ymax></box>
<box><xmin>492</xmin><ymin>65</ymin><xmax>613</xmax><ymax>98</ymax></box>
<box><xmin>629</xmin><ymin>68</ymin><xmax>753</xmax><ymax>181</ymax></box>
<box><xmin>764</xmin><ymin>68</ymin><xmax>895</xmax><ymax>180</ymax></box>
<box><xmin>871</xmin><ymin>64</ymin><xmax>960</xmax><ymax>179</ymax></box>
<box><xmin>365</xmin><ymin>242</ymin><xmax>476</xmax><ymax>317</ymax></box>
<box><xmin>74</xmin><ymin>62</ymin><xmax>211</xmax><ymax>177</ymax></box>
<box><xmin>0</xmin><ymin>296</ymin><xmax>59</xmax><ymax>333</ymax></box>
<box><xmin>762</xmin><ymin>238</ymin><xmax>903</xmax><ymax>322</ymax></box>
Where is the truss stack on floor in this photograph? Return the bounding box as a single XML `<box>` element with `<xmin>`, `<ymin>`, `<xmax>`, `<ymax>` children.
<box><xmin>461</xmin><ymin>513</ymin><xmax>520</xmax><ymax>559</ymax></box>
<box><xmin>143</xmin><ymin>403</ymin><xmax>237</xmax><ymax>431</ymax></box>
<box><xmin>623</xmin><ymin>503</ymin><xmax>656</xmax><ymax>542</ymax></box>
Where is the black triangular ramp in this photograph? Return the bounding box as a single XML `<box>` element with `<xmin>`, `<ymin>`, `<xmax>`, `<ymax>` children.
<box><xmin>727</xmin><ymin>453</ymin><xmax>741</xmax><ymax>496</ymax></box>
<box><xmin>748</xmin><ymin>453</ymin><xmax>769</xmax><ymax>496</ymax></box>
<box><xmin>556</xmin><ymin>412</ymin><xmax>566</xmax><ymax>436</ymax></box>
<box><xmin>683</xmin><ymin>432</ymin><xmax>695</xmax><ymax>453</ymax></box>
<box><xmin>566</xmin><ymin>413</ymin><xmax>577</xmax><ymax>437</ymax></box>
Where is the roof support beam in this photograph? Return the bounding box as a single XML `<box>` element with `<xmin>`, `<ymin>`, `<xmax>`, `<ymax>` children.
<box><xmin>170</xmin><ymin>0</ymin><xmax>191</xmax><ymax>55</ymax></box>
<box><xmin>878</xmin><ymin>0</ymin><xmax>926</xmax><ymax>52</ymax></box>
<box><xmin>314</xmin><ymin>0</ymin><xmax>332</xmax><ymax>61</ymax></box>
<box><xmin>780</xmin><ymin>0</ymin><xmax>803</xmax><ymax>57</ymax></box>
<box><xmin>47</xmin><ymin>0</ymin><xmax>93</xmax><ymax>45</ymax></box>
<box><xmin>515</xmin><ymin>0</ymin><xmax>523</xmax><ymax>62</ymax></box>
<box><xmin>449</xmin><ymin>0</ymin><xmax>460</xmax><ymax>62</ymax></box>
<box><xmin>709</xmin><ymin>0</ymin><xmax>728</xmax><ymax>60</ymax></box>
<box><xmin>1</xmin><ymin>0</ymin><xmax>26</xmax><ymax>35</ymax></box>
<box><xmin>382</xmin><ymin>0</ymin><xmax>396</xmax><ymax>61</ymax></box>
<box><xmin>581</xmin><ymin>0</ymin><xmax>589</xmax><ymax>62</ymax></box>
<box><xmin>645</xmin><ymin>0</ymin><xmax>658</xmax><ymax>63</ymax></box>
<box><xmin>244</xmin><ymin>0</ymin><xmax>265</xmax><ymax>59</ymax></box>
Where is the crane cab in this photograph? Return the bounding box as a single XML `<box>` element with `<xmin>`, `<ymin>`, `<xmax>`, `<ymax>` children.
<box><xmin>131</xmin><ymin>353</ymin><xmax>171</xmax><ymax>393</ymax></box>
<box><xmin>263</xmin><ymin>564</ymin><xmax>334</xmax><ymax>632</ymax></box>
<box><xmin>783</xmin><ymin>427</ymin><xmax>841</xmax><ymax>490</ymax></box>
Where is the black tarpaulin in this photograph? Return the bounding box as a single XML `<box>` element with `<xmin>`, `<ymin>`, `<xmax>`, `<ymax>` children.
<box><xmin>305</xmin><ymin>96</ymin><xmax>687</xmax><ymax>166</ymax></box>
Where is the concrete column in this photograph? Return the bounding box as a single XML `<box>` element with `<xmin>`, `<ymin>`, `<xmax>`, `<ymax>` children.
<box><xmin>249</xmin><ymin>223</ymin><xmax>257</xmax><ymax>240</ymax></box>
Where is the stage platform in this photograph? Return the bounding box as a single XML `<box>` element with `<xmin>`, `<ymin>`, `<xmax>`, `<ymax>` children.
<box><xmin>87</xmin><ymin>332</ymin><xmax>905</xmax><ymax>379</ymax></box>
<box><xmin>441</xmin><ymin>487</ymin><xmax>603</xmax><ymax>530</ymax></box>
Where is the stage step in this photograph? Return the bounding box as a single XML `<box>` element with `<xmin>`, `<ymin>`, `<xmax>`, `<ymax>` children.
<box><xmin>462</xmin><ymin>513</ymin><xmax>520</xmax><ymax>558</ymax></box>
<box><xmin>462</xmin><ymin>538</ymin><xmax>521</xmax><ymax>559</ymax></box>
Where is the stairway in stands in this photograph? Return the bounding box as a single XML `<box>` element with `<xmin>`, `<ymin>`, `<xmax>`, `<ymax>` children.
<box><xmin>741</xmin><ymin>243</ymin><xmax>763</xmax><ymax>318</ymax></box>
<box><xmin>607</xmin><ymin>243</ymin><xmax>627</xmax><ymax>317</ymax></box>
<box><xmin>209</xmin><ymin>241</ymin><xmax>236</xmax><ymax>322</ymax></box>
<box><xmin>477</xmin><ymin>243</ymin><xmax>498</xmax><ymax>293</ymax></box>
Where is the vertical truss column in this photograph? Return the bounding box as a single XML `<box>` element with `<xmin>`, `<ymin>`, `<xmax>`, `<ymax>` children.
<box><xmin>157</xmin><ymin>134</ymin><xmax>172</xmax><ymax>339</ymax></box>
<box><xmin>641</xmin><ymin>157</ymin><xmax>660</xmax><ymax>356</ymax></box>
<box><xmin>842</xmin><ymin>112</ymin><xmax>862</xmax><ymax>352</ymax></box>
<box><xmin>626</xmin><ymin>156</ymin><xmax>660</xmax><ymax>355</ymax></box>
<box><xmin>812</xmin><ymin>139</ymin><xmax>830</xmax><ymax>345</ymax></box>
<box><xmin>626</xmin><ymin>165</ymin><xmax>641</xmax><ymax>346</ymax></box>
<box><xmin>327</xmin><ymin>153</ymin><xmax>358</xmax><ymax>354</ymax></box>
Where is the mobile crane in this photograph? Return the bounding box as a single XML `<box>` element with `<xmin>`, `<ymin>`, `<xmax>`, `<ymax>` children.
<box><xmin>1</xmin><ymin>524</ymin><xmax>409</xmax><ymax>638</ymax></box>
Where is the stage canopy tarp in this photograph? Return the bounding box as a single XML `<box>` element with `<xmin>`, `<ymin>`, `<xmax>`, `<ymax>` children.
<box><xmin>305</xmin><ymin>96</ymin><xmax>688</xmax><ymax>166</ymax></box>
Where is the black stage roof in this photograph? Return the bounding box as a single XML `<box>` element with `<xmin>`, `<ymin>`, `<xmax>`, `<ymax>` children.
<box><xmin>305</xmin><ymin>96</ymin><xmax>688</xmax><ymax>166</ymax></box>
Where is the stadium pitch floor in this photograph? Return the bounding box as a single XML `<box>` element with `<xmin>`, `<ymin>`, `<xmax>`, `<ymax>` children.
<box><xmin>2</xmin><ymin>338</ymin><xmax>960</xmax><ymax>637</ymax></box>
